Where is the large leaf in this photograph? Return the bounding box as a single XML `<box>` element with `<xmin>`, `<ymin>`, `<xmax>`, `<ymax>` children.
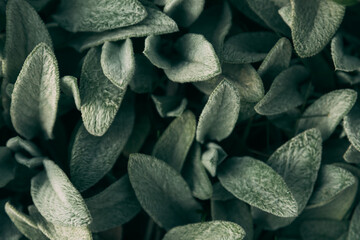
<box><xmin>218</xmin><ymin>156</ymin><xmax>298</xmax><ymax>217</ymax></box>
<box><xmin>344</xmin><ymin>102</ymin><xmax>360</xmax><ymax>152</ymax></box>
<box><xmin>300</xmin><ymin>220</ymin><xmax>348</xmax><ymax>240</ymax></box>
<box><xmin>196</xmin><ymin>80</ymin><xmax>240</xmax><ymax>143</ymax></box>
<box><xmin>85</xmin><ymin>175</ymin><xmax>141</xmax><ymax>232</ymax></box>
<box><xmin>70</xmin><ymin>95</ymin><xmax>135</xmax><ymax>192</ymax></box>
<box><xmin>348</xmin><ymin>202</ymin><xmax>360</xmax><ymax>240</ymax></box>
<box><xmin>162</xmin><ymin>221</ymin><xmax>246</xmax><ymax>240</ymax></box>
<box><xmin>255</xmin><ymin>65</ymin><xmax>308</xmax><ymax>116</ymax></box>
<box><xmin>163</xmin><ymin>0</ymin><xmax>204</xmax><ymax>27</ymax></box>
<box><xmin>128</xmin><ymin>154</ymin><xmax>202</xmax><ymax>230</ymax></box>
<box><xmin>297</xmin><ymin>89</ymin><xmax>357</xmax><ymax>140</ymax></box>
<box><xmin>31</xmin><ymin>160</ymin><xmax>92</xmax><ymax>226</ymax></box>
<box><xmin>71</xmin><ymin>5</ymin><xmax>178</xmax><ymax>52</ymax></box>
<box><xmin>101</xmin><ymin>39</ymin><xmax>135</xmax><ymax>89</ymax></box>
<box><xmin>10</xmin><ymin>43</ymin><xmax>60</xmax><ymax>140</ymax></box>
<box><xmin>53</xmin><ymin>0</ymin><xmax>147</xmax><ymax>32</ymax></box>
<box><xmin>331</xmin><ymin>33</ymin><xmax>360</xmax><ymax>72</ymax></box>
<box><xmin>80</xmin><ymin>47</ymin><xmax>126</xmax><ymax>136</ymax></box>
<box><xmin>290</xmin><ymin>0</ymin><xmax>345</xmax><ymax>57</ymax></box>
<box><xmin>152</xmin><ymin>111</ymin><xmax>196</xmax><ymax>172</ymax></box>
<box><xmin>0</xmin><ymin>147</ymin><xmax>16</xmax><ymax>187</ymax></box>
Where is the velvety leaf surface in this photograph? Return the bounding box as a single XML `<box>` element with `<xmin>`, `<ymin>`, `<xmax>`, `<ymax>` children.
<box><xmin>130</xmin><ymin>54</ymin><xmax>160</xmax><ymax>93</ymax></box>
<box><xmin>53</xmin><ymin>0</ymin><xmax>147</xmax><ymax>32</ymax></box>
<box><xmin>218</xmin><ymin>156</ymin><xmax>298</xmax><ymax>217</ymax></box>
<box><xmin>297</xmin><ymin>89</ymin><xmax>357</xmax><ymax>140</ymax></box>
<box><xmin>70</xmin><ymin>96</ymin><xmax>134</xmax><ymax>192</ymax></box>
<box><xmin>348</xmin><ymin>202</ymin><xmax>360</xmax><ymax>240</ymax></box>
<box><xmin>71</xmin><ymin>5</ymin><xmax>178</xmax><ymax>52</ymax></box>
<box><xmin>80</xmin><ymin>47</ymin><xmax>126</xmax><ymax>136</ymax></box>
<box><xmin>101</xmin><ymin>39</ymin><xmax>135</xmax><ymax>89</ymax></box>
<box><xmin>0</xmin><ymin>147</ymin><xmax>16</xmax><ymax>187</ymax></box>
<box><xmin>0</xmin><ymin>199</ymin><xmax>22</xmax><ymax>240</ymax></box>
<box><xmin>60</xmin><ymin>76</ymin><xmax>81</xmax><ymax>110</ymax></box>
<box><xmin>300</xmin><ymin>220</ymin><xmax>348</xmax><ymax>240</ymax></box>
<box><xmin>128</xmin><ymin>154</ymin><xmax>202</xmax><ymax>230</ymax></box>
<box><xmin>162</xmin><ymin>221</ymin><xmax>246</xmax><ymax>240</ymax></box>
<box><xmin>290</xmin><ymin>0</ymin><xmax>345</xmax><ymax>57</ymax></box>
<box><xmin>151</xmin><ymin>95</ymin><xmax>187</xmax><ymax>118</ymax></box>
<box><xmin>31</xmin><ymin>160</ymin><xmax>92</xmax><ymax>226</ymax></box>
<box><xmin>196</xmin><ymin>80</ymin><xmax>240</xmax><ymax>143</ymax></box>
<box><xmin>344</xmin><ymin>102</ymin><xmax>360</xmax><ymax>152</ymax></box>
<box><xmin>201</xmin><ymin>142</ymin><xmax>227</xmax><ymax>177</ymax></box>
<box><xmin>331</xmin><ymin>33</ymin><xmax>360</xmax><ymax>72</ymax></box>
<box><xmin>343</xmin><ymin>145</ymin><xmax>360</xmax><ymax>164</ymax></box>
<box><xmin>85</xmin><ymin>175</ymin><xmax>141</xmax><ymax>232</ymax></box>
<box><xmin>10</xmin><ymin>43</ymin><xmax>60</xmax><ymax>140</ymax></box>
<box><xmin>163</xmin><ymin>0</ymin><xmax>205</xmax><ymax>27</ymax></box>
<box><xmin>152</xmin><ymin>111</ymin><xmax>196</xmax><ymax>172</ymax></box>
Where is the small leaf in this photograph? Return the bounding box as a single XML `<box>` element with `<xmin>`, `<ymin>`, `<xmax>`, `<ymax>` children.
<box><xmin>10</xmin><ymin>43</ymin><xmax>60</xmax><ymax>140</ymax></box>
<box><xmin>223</xmin><ymin>32</ymin><xmax>279</xmax><ymax>64</ymax></box>
<box><xmin>0</xmin><ymin>199</ymin><xmax>22</xmax><ymax>240</ymax></box>
<box><xmin>218</xmin><ymin>156</ymin><xmax>298</xmax><ymax>217</ymax></box>
<box><xmin>70</xmin><ymin>95</ymin><xmax>135</xmax><ymax>192</ymax></box>
<box><xmin>28</xmin><ymin>205</ymin><xmax>92</xmax><ymax>240</ymax></box>
<box><xmin>162</xmin><ymin>221</ymin><xmax>246</xmax><ymax>240</ymax></box>
<box><xmin>300</xmin><ymin>220</ymin><xmax>348</xmax><ymax>240</ymax></box>
<box><xmin>151</xmin><ymin>95</ymin><xmax>188</xmax><ymax>118</ymax></box>
<box><xmin>255</xmin><ymin>65</ymin><xmax>308</xmax><ymax>116</ymax></box>
<box><xmin>163</xmin><ymin>0</ymin><xmax>205</xmax><ymax>27</ymax></box>
<box><xmin>5</xmin><ymin>202</ymin><xmax>47</xmax><ymax>240</ymax></box>
<box><xmin>6</xmin><ymin>136</ymin><xmax>42</xmax><ymax>157</ymax></box>
<box><xmin>343</xmin><ymin>145</ymin><xmax>360</xmax><ymax>164</ymax></box>
<box><xmin>331</xmin><ymin>33</ymin><xmax>360</xmax><ymax>72</ymax></box>
<box><xmin>0</xmin><ymin>147</ymin><xmax>16</xmax><ymax>187</ymax></box>
<box><xmin>53</xmin><ymin>0</ymin><xmax>147</xmax><ymax>32</ymax></box>
<box><xmin>128</xmin><ymin>153</ymin><xmax>202</xmax><ymax>230</ymax></box>
<box><xmin>201</xmin><ymin>142</ymin><xmax>227</xmax><ymax>177</ymax></box>
<box><xmin>70</xmin><ymin>5</ymin><xmax>178</xmax><ymax>52</ymax></box>
<box><xmin>196</xmin><ymin>80</ymin><xmax>240</xmax><ymax>143</ymax></box>
<box><xmin>143</xmin><ymin>35</ymin><xmax>172</xmax><ymax>69</ymax></box>
<box><xmin>348</xmin><ymin>202</ymin><xmax>360</xmax><ymax>240</ymax></box>
<box><xmin>85</xmin><ymin>175</ymin><xmax>141</xmax><ymax>232</ymax></box>
<box><xmin>182</xmin><ymin>143</ymin><xmax>213</xmax><ymax>200</ymax></box>
<box><xmin>344</xmin><ymin>102</ymin><xmax>360</xmax><ymax>152</ymax></box>
<box><xmin>290</xmin><ymin>0</ymin><xmax>345</xmax><ymax>57</ymax></box>
<box><xmin>297</xmin><ymin>89</ymin><xmax>357</xmax><ymax>140</ymax></box>
<box><xmin>31</xmin><ymin>160</ymin><xmax>92</xmax><ymax>226</ymax></box>
<box><xmin>278</xmin><ymin>4</ymin><xmax>292</xmax><ymax>27</ymax></box>
<box><xmin>101</xmin><ymin>39</ymin><xmax>135</xmax><ymax>89</ymax></box>
<box><xmin>14</xmin><ymin>155</ymin><xmax>45</xmax><ymax>169</ymax></box>
<box><xmin>80</xmin><ymin>47</ymin><xmax>126</xmax><ymax>136</ymax></box>
<box><xmin>60</xmin><ymin>76</ymin><xmax>81</xmax><ymax>110</ymax></box>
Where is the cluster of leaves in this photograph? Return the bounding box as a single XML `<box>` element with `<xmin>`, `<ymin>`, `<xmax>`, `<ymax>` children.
<box><xmin>1</xmin><ymin>0</ymin><xmax>360</xmax><ymax>239</ymax></box>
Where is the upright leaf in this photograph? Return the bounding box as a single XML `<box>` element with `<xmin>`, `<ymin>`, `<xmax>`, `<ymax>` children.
<box><xmin>101</xmin><ymin>39</ymin><xmax>135</xmax><ymax>89</ymax></box>
<box><xmin>53</xmin><ymin>0</ymin><xmax>147</xmax><ymax>32</ymax></box>
<box><xmin>201</xmin><ymin>142</ymin><xmax>227</xmax><ymax>177</ymax></box>
<box><xmin>218</xmin><ymin>157</ymin><xmax>298</xmax><ymax>217</ymax></box>
<box><xmin>297</xmin><ymin>89</ymin><xmax>357</xmax><ymax>140</ymax></box>
<box><xmin>70</xmin><ymin>96</ymin><xmax>135</xmax><ymax>192</ymax></box>
<box><xmin>128</xmin><ymin>154</ymin><xmax>202</xmax><ymax>230</ymax></box>
<box><xmin>331</xmin><ymin>33</ymin><xmax>360</xmax><ymax>72</ymax></box>
<box><xmin>196</xmin><ymin>80</ymin><xmax>240</xmax><ymax>143</ymax></box>
<box><xmin>152</xmin><ymin>111</ymin><xmax>196</xmax><ymax>172</ymax></box>
<box><xmin>60</xmin><ymin>76</ymin><xmax>81</xmax><ymax>110</ymax></box>
<box><xmin>290</xmin><ymin>0</ymin><xmax>345</xmax><ymax>57</ymax></box>
<box><xmin>162</xmin><ymin>221</ymin><xmax>246</xmax><ymax>240</ymax></box>
<box><xmin>10</xmin><ymin>43</ymin><xmax>60</xmax><ymax>140</ymax></box>
<box><xmin>163</xmin><ymin>0</ymin><xmax>205</xmax><ymax>27</ymax></box>
<box><xmin>31</xmin><ymin>160</ymin><xmax>92</xmax><ymax>226</ymax></box>
<box><xmin>80</xmin><ymin>47</ymin><xmax>126</xmax><ymax>136</ymax></box>
<box><xmin>0</xmin><ymin>199</ymin><xmax>22</xmax><ymax>240</ymax></box>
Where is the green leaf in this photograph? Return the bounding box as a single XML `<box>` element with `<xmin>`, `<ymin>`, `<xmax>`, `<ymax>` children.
<box><xmin>297</xmin><ymin>89</ymin><xmax>357</xmax><ymax>140</ymax></box>
<box><xmin>143</xmin><ymin>35</ymin><xmax>172</xmax><ymax>69</ymax></box>
<box><xmin>290</xmin><ymin>0</ymin><xmax>345</xmax><ymax>57</ymax></box>
<box><xmin>182</xmin><ymin>143</ymin><xmax>213</xmax><ymax>200</ymax></box>
<box><xmin>5</xmin><ymin>202</ymin><xmax>47</xmax><ymax>240</ymax></box>
<box><xmin>70</xmin><ymin>95</ymin><xmax>135</xmax><ymax>192</ymax></box>
<box><xmin>258</xmin><ymin>37</ymin><xmax>292</xmax><ymax>87</ymax></box>
<box><xmin>163</xmin><ymin>0</ymin><xmax>205</xmax><ymax>27</ymax></box>
<box><xmin>7</xmin><ymin>136</ymin><xmax>41</xmax><ymax>157</ymax></box>
<box><xmin>85</xmin><ymin>175</ymin><xmax>141</xmax><ymax>232</ymax></box>
<box><xmin>128</xmin><ymin>153</ymin><xmax>202</xmax><ymax>230</ymax></box>
<box><xmin>0</xmin><ymin>199</ymin><xmax>22</xmax><ymax>240</ymax></box>
<box><xmin>151</xmin><ymin>95</ymin><xmax>188</xmax><ymax>118</ymax></box>
<box><xmin>10</xmin><ymin>43</ymin><xmax>60</xmax><ymax>140</ymax></box>
<box><xmin>255</xmin><ymin>65</ymin><xmax>308</xmax><ymax>116</ymax></box>
<box><xmin>130</xmin><ymin>54</ymin><xmax>160</xmax><ymax>93</ymax></box>
<box><xmin>300</xmin><ymin>220</ymin><xmax>348</xmax><ymax>240</ymax></box>
<box><xmin>330</xmin><ymin>0</ymin><xmax>359</xmax><ymax>6</ymax></box>
<box><xmin>344</xmin><ymin>102</ymin><xmax>360</xmax><ymax>152</ymax></box>
<box><xmin>278</xmin><ymin>4</ymin><xmax>292</xmax><ymax>27</ymax></box>
<box><xmin>212</xmin><ymin>182</ymin><xmax>235</xmax><ymax>201</ymax></box>
<box><xmin>211</xmin><ymin>199</ymin><xmax>253</xmax><ymax>240</ymax></box>
<box><xmin>307</xmin><ymin>165</ymin><xmax>356</xmax><ymax>208</ymax></box>
<box><xmin>70</xmin><ymin>5</ymin><xmax>178</xmax><ymax>52</ymax></box>
<box><xmin>60</xmin><ymin>76</ymin><xmax>81</xmax><ymax>111</ymax></box>
<box><xmin>201</xmin><ymin>142</ymin><xmax>227</xmax><ymax>177</ymax></box>
<box><xmin>343</xmin><ymin>145</ymin><xmax>360</xmax><ymax>164</ymax></box>
<box><xmin>162</xmin><ymin>221</ymin><xmax>246</xmax><ymax>240</ymax></box>
<box><xmin>196</xmin><ymin>80</ymin><xmax>240</xmax><ymax>143</ymax></box>
<box><xmin>31</xmin><ymin>160</ymin><xmax>92</xmax><ymax>226</ymax></box>
<box><xmin>26</xmin><ymin>0</ymin><xmax>52</xmax><ymax>11</ymax></box>
<box><xmin>229</xmin><ymin>0</ymin><xmax>268</xmax><ymax>28</ymax></box>
<box><xmin>252</xmin><ymin>129</ymin><xmax>322</xmax><ymax>230</ymax></box>
<box><xmin>218</xmin><ymin>156</ymin><xmax>298</xmax><ymax>217</ymax></box>
<box><xmin>348</xmin><ymin>202</ymin><xmax>360</xmax><ymax>240</ymax></box>
<box><xmin>101</xmin><ymin>39</ymin><xmax>135</xmax><ymax>89</ymax></box>
<box><xmin>223</xmin><ymin>32</ymin><xmax>279</xmax><ymax>64</ymax></box>
<box><xmin>0</xmin><ymin>147</ymin><xmax>16</xmax><ymax>187</ymax></box>
<box><xmin>53</xmin><ymin>0</ymin><xmax>147</xmax><ymax>32</ymax></box>
<box><xmin>28</xmin><ymin>205</ymin><xmax>92</xmax><ymax>240</ymax></box>
<box><xmin>80</xmin><ymin>47</ymin><xmax>126</xmax><ymax>136</ymax></box>
<box><xmin>331</xmin><ymin>33</ymin><xmax>360</xmax><ymax>72</ymax></box>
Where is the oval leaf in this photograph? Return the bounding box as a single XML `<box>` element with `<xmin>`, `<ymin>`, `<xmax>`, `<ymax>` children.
<box><xmin>344</xmin><ymin>102</ymin><xmax>360</xmax><ymax>152</ymax></box>
<box><xmin>331</xmin><ymin>33</ymin><xmax>360</xmax><ymax>72</ymax></box>
<box><xmin>10</xmin><ymin>43</ymin><xmax>60</xmax><ymax>140</ymax></box>
<box><xmin>343</xmin><ymin>145</ymin><xmax>360</xmax><ymax>164</ymax></box>
<box><xmin>218</xmin><ymin>156</ymin><xmax>298</xmax><ymax>217</ymax></box>
<box><xmin>60</xmin><ymin>76</ymin><xmax>81</xmax><ymax>111</ymax></box>
<box><xmin>163</xmin><ymin>0</ymin><xmax>205</xmax><ymax>27</ymax></box>
<box><xmin>128</xmin><ymin>153</ymin><xmax>202</xmax><ymax>230</ymax></box>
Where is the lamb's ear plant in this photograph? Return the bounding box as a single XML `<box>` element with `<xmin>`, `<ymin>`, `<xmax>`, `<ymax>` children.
<box><xmin>1</xmin><ymin>0</ymin><xmax>360</xmax><ymax>239</ymax></box>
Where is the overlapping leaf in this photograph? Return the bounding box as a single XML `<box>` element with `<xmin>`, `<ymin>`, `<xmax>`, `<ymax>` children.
<box><xmin>0</xmin><ymin>147</ymin><xmax>16</xmax><ymax>187</ymax></box>
<box><xmin>151</xmin><ymin>95</ymin><xmax>187</xmax><ymax>118</ymax></box>
<box><xmin>331</xmin><ymin>33</ymin><xmax>360</xmax><ymax>72</ymax></box>
<box><xmin>163</xmin><ymin>0</ymin><xmax>205</xmax><ymax>27</ymax></box>
<box><xmin>201</xmin><ymin>143</ymin><xmax>227</xmax><ymax>177</ymax></box>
